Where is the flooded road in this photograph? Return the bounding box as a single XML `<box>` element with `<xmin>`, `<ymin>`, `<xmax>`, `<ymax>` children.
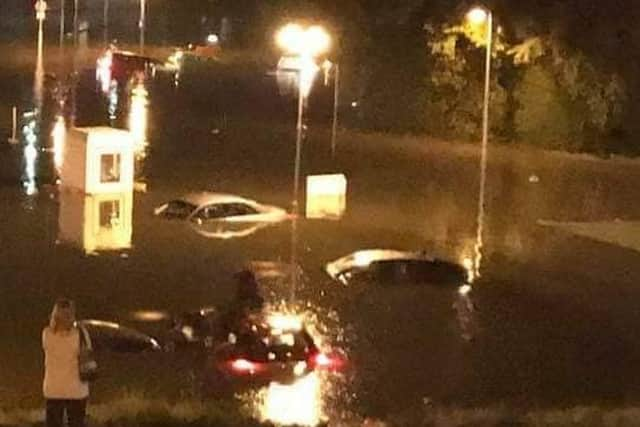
<box><xmin>2</xmin><ymin>57</ymin><xmax>640</xmax><ymax>424</ymax></box>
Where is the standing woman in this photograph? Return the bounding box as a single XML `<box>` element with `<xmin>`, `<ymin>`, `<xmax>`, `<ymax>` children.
<box><xmin>42</xmin><ymin>298</ymin><xmax>89</xmax><ymax>427</ymax></box>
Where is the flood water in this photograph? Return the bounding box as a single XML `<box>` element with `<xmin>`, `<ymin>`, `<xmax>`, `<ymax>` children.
<box><xmin>3</xmin><ymin>53</ymin><xmax>640</xmax><ymax>424</ymax></box>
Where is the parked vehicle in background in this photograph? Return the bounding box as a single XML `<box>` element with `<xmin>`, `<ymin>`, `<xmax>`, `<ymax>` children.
<box><xmin>154</xmin><ymin>192</ymin><xmax>289</xmax><ymax>239</ymax></box>
<box><xmin>325</xmin><ymin>249</ymin><xmax>469</xmax><ymax>286</ymax></box>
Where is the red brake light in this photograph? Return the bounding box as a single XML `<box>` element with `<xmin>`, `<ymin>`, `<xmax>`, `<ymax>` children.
<box><xmin>231</xmin><ymin>358</ymin><xmax>256</xmax><ymax>373</ymax></box>
<box><xmin>309</xmin><ymin>350</ymin><xmax>346</xmax><ymax>371</ymax></box>
<box><xmin>314</xmin><ymin>353</ymin><xmax>332</xmax><ymax>367</ymax></box>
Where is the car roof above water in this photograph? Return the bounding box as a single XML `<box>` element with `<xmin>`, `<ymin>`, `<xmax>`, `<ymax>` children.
<box><xmin>179</xmin><ymin>192</ymin><xmax>257</xmax><ymax>207</ymax></box>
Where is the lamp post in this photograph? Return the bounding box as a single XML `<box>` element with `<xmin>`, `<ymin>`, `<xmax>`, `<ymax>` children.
<box><xmin>275</xmin><ymin>23</ymin><xmax>330</xmax><ymax>299</ymax></box>
<box><xmin>59</xmin><ymin>0</ymin><xmax>64</xmax><ymax>49</ymax></box>
<box><xmin>103</xmin><ymin>0</ymin><xmax>109</xmax><ymax>45</ymax></box>
<box><xmin>466</xmin><ymin>6</ymin><xmax>493</xmax><ymax>279</ymax></box>
<box><xmin>139</xmin><ymin>0</ymin><xmax>146</xmax><ymax>52</ymax></box>
<box><xmin>323</xmin><ymin>60</ymin><xmax>340</xmax><ymax>158</ymax></box>
<box><xmin>73</xmin><ymin>0</ymin><xmax>78</xmax><ymax>47</ymax></box>
<box><xmin>34</xmin><ymin>0</ymin><xmax>47</xmax><ymax>111</ymax></box>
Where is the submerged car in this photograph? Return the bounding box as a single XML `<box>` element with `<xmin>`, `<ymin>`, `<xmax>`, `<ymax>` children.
<box><xmin>325</xmin><ymin>249</ymin><xmax>470</xmax><ymax>286</ymax></box>
<box><xmin>154</xmin><ymin>192</ymin><xmax>289</xmax><ymax>239</ymax></box>
<box><xmin>208</xmin><ymin>314</ymin><xmax>341</xmax><ymax>390</ymax></box>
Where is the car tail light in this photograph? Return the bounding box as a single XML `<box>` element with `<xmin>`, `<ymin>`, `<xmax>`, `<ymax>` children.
<box><xmin>309</xmin><ymin>351</ymin><xmax>346</xmax><ymax>371</ymax></box>
<box><xmin>313</xmin><ymin>353</ymin><xmax>332</xmax><ymax>368</ymax></box>
<box><xmin>230</xmin><ymin>358</ymin><xmax>257</xmax><ymax>373</ymax></box>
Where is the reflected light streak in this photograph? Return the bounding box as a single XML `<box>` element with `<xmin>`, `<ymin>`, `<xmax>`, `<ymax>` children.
<box><xmin>128</xmin><ymin>83</ymin><xmax>148</xmax><ymax>153</ymax></box>
<box><xmin>96</xmin><ymin>50</ymin><xmax>113</xmax><ymax>94</ymax></box>
<box><xmin>23</xmin><ymin>117</ymin><xmax>39</xmax><ymax>195</ymax></box>
<box><xmin>52</xmin><ymin>115</ymin><xmax>66</xmax><ymax>172</ymax></box>
<box><xmin>260</xmin><ymin>372</ymin><xmax>323</xmax><ymax>426</ymax></box>
<box><xmin>474</xmin><ymin>188</ymin><xmax>486</xmax><ymax>279</ymax></box>
<box><xmin>299</xmin><ymin>55</ymin><xmax>320</xmax><ymax>98</ymax></box>
<box><xmin>107</xmin><ymin>80</ymin><xmax>119</xmax><ymax>121</ymax></box>
<box><xmin>241</xmin><ymin>303</ymin><xmax>348</xmax><ymax>426</ymax></box>
<box><xmin>462</xmin><ymin>257</ymin><xmax>475</xmax><ymax>283</ymax></box>
<box><xmin>129</xmin><ymin>310</ymin><xmax>169</xmax><ymax>322</ymax></box>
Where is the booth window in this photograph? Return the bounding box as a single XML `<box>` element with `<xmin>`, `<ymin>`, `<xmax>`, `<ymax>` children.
<box><xmin>99</xmin><ymin>200</ymin><xmax>121</xmax><ymax>228</ymax></box>
<box><xmin>100</xmin><ymin>153</ymin><xmax>121</xmax><ymax>183</ymax></box>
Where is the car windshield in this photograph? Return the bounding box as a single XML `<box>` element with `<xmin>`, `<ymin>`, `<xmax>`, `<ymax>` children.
<box><xmin>165</xmin><ymin>200</ymin><xmax>197</xmax><ymax>219</ymax></box>
<box><xmin>194</xmin><ymin>203</ymin><xmax>258</xmax><ymax>220</ymax></box>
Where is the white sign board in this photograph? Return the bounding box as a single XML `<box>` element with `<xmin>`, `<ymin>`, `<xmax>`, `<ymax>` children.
<box><xmin>305</xmin><ymin>174</ymin><xmax>347</xmax><ymax>219</ymax></box>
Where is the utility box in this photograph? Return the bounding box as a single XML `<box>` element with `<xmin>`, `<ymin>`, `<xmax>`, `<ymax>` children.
<box><xmin>305</xmin><ymin>174</ymin><xmax>347</xmax><ymax>219</ymax></box>
<box><xmin>61</xmin><ymin>127</ymin><xmax>135</xmax><ymax>194</ymax></box>
<box><xmin>58</xmin><ymin>189</ymin><xmax>133</xmax><ymax>254</ymax></box>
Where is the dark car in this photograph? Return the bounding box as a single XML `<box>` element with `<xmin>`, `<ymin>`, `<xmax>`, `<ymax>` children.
<box><xmin>325</xmin><ymin>249</ymin><xmax>469</xmax><ymax>286</ymax></box>
<box><xmin>206</xmin><ymin>314</ymin><xmax>340</xmax><ymax>391</ymax></box>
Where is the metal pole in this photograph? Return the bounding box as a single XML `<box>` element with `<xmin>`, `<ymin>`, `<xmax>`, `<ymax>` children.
<box><xmin>103</xmin><ymin>0</ymin><xmax>109</xmax><ymax>45</ymax></box>
<box><xmin>290</xmin><ymin>74</ymin><xmax>305</xmax><ymax>301</ymax></box>
<box><xmin>8</xmin><ymin>106</ymin><xmax>19</xmax><ymax>144</ymax></box>
<box><xmin>35</xmin><ymin>13</ymin><xmax>45</xmax><ymax>112</ymax></box>
<box><xmin>73</xmin><ymin>0</ymin><xmax>78</xmax><ymax>47</ymax></box>
<box><xmin>139</xmin><ymin>0</ymin><xmax>146</xmax><ymax>53</ymax></box>
<box><xmin>59</xmin><ymin>0</ymin><xmax>65</xmax><ymax>49</ymax></box>
<box><xmin>331</xmin><ymin>63</ymin><xmax>340</xmax><ymax>158</ymax></box>
<box><xmin>473</xmin><ymin>11</ymin><xmax>492</xmax><ymax>279</ymax></box>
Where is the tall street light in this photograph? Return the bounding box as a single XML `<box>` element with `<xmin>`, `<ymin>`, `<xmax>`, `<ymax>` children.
<box><xmin>73</xmin><ymin>0</ymin><xmax>78</xmax><ymax>47</ymax></box>
<box><xmin>104</xmin><ymin>0</ymin><xmax>110</xmax><ymax>45</ymax></box>
<box><xmin>34</xmin><ymin>0</ymin><xmax>47</xmax><ymax>112</ymax></box>
<box><xmin>59</xmin><ymin>0</ymin><xmax>65</xmax><ymax>49</ymax></box>
<box><xmin>466</xmin><ymin>6</ymin><xmax>493</xmax><ymax>279</ymax></box>
<box><xmin>275</xmin><ymin>23</ymin><xmax>330</xmax><ymax>299</ymax></box>
<box><xmin>139</xmin><ymin>0</ymin><xmax>146</xmax><ymax>52</ymax></box>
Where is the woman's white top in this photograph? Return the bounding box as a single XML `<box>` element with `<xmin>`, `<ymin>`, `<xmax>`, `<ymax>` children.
<box><xmin>42</xmin><ymin>327</ymin><xmax>89</xmax><ymax>399</ymax></box>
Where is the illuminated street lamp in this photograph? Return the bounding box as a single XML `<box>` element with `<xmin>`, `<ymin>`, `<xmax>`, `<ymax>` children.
<box><xmin>275</xmin><ymin>23</ymin><xmax>330</xmax><ymax>298</ymax></box>
<box><xmin>465</xmin><ymin>5</ymin><xmax>493</xmax><ymax>279</ymax></box>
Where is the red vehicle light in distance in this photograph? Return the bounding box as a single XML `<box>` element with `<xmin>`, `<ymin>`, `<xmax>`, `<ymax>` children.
<box><xmin>230</xmin><ymin>358</ymin><xmax>261</xmax><ymax>374</ymax></box>
<box><xmin>310</xmin><ymin>352</ymin><xmax>345</xmax><ymax>371</ymax></box>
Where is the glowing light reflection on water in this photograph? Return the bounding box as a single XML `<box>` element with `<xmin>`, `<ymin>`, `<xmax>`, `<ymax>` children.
<box><xmin>239</xmin><ymin>304</ymin><xmax>351</xmax><ymax>426</ymax></box>
<box><xmin>52</xmin><ymin>115</ymin><xmax>66</xmax><ymax>172</ymax></box>
<box><xmin>129</xmin><ymin>82</ymin><xmax>149</xmax><ymax>155</ymax></box>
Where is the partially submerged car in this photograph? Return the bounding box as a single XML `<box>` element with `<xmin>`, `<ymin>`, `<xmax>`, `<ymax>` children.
<box><xmin>325</xmin><ymin>249</ymin><xmax>469</xmax><ymax>286</ymax></box>
<box><xmin>154</xmin><ymin>192</ymin><xmax>290</xmax><ymax>239</ymax></box>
